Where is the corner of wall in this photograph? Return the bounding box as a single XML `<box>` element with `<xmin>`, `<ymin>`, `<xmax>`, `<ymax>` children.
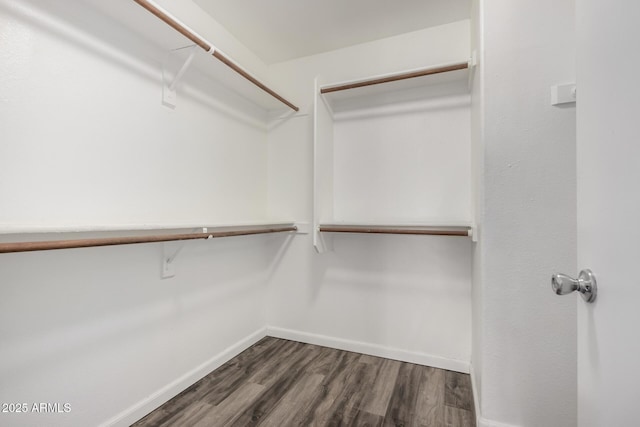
<box><xmin>469</xmin><ymin>0</ymin><xmax>486</xmax><ymax>419</ymax></box>
<box><xmin>154</xmin><ymin>0</ymin><xmax>269</xmax><ymax>79</ymax></box>
<box><xmin>475</xmin><ymin>0</ymin><xmax>577</xmax><ymax>425</ymax></box>
<box><xmin>470</xmin><ymin>363</ymin><xmax>522</xmax><ymax>427</ymax></box>
<box><xmin>99</xmin><ymin>327</ymin><xmax>268</xmax><ymax>427</ymax></box>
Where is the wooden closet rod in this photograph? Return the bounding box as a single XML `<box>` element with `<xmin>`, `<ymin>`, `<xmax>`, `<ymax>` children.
<box><xmin>0</xmin><ymin>226</ymin><xmax>297</xmax><ymax>254</ymax></box>
<box><xmin>133</xmin><ymin>0</ymin><xmax>299</xmax><ymax>112</ymax></box>
<box><xmin>319</xmin><ymin>225</ymin><xmax>469</xmax><ymax>237</ymax></box>
<box><xmin>320</xmin><ymin>62</ymin><xmax>469</xmax><ymax>94</ymax></box>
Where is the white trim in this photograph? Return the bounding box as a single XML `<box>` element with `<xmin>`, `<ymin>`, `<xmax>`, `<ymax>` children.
<box><xmin>98</xmin><ymin>327</ymin><xmax>267</xmax><ymax>427</ymax></box>
<box><xmin>470</xmin><ymin>363</ymin><xmax>521</xmax><ymax>427</ymax></box>
<box><xmin>470</xmin><ymin>362</ymin><xmax>482</xmax><ymax>427</ymax></box>
<box><xmin>266</xmin><ymin>326</ymin><xmax>469</xmax><ymax>374</ymax></box>
<box><xmin>477</xmin><ymin>417</ymin><xmax>521</xmax><ymax>427</ymax></box>
<box><xmin>98</xmin><ymin>327</ymin><xmax>475</xmax><ymax>426</ymax></box>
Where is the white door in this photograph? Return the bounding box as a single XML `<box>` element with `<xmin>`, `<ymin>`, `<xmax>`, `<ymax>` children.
<box><xmin>576</xmin><ymin>0</ymin><xmax>640</xmax><ymax>425</ymax></box>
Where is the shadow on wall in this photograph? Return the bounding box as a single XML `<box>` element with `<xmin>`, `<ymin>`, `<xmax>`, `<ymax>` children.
<box><xmin>1</xmin><ymin>0</ymin><xmax>159</xmax><ymax>87</ymax></box>
<box><xmin>0</xmin><ymin>233</ymin><xmax>292</xmax><ymax>390</ymax></box>
<box><xmin>1</xmin><ymin>0</ymin><xmax>270</xmax><ymax>128</ymax></box>
<box><xmin>307</xmin><ymin>233</ymin><xmax>471</xmax><ymax>301</ymax></box>
<box><xmin>295</xmin><ymin>233</ymin><xmax>472</xmax><ymax>351</ymax></box>
<box><xmin>313</xmin><ymin>233</ymin><xmax>471</xmax><ymax>291</ymax></box>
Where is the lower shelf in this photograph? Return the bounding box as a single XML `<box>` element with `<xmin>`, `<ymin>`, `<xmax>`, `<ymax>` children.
<box><xmin>0</xmin><ymin>223</ymin><xmax>298</xmax><ymax>254</ymax></box>
<box><xmin>318</xmin><ymin>223</ymin><xmax>472</xmax><ymax>237</ymax></box>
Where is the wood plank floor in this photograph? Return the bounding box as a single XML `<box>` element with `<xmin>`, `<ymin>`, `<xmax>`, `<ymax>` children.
<box><xmin>132</xmin><ymin>338</ymin><xmax>475</xmax><ymax>427</ymax></box>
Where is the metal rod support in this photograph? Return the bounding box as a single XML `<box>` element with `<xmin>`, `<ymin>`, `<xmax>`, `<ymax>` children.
<box><xmin>168</xmin><ymin>46</ymin><xmax>197</xmax><ymax>92</ymax></box>
<box><xmin>133</xmin><ymin>0</ymin><xmax>298</xmax><ymax>111</ymax></box>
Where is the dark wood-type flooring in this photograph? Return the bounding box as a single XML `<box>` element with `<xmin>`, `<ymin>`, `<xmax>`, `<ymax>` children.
<box><xmin>133</xmin><ymin>337</ymin><xmax>475</xmax><ymax>427</ymax></box>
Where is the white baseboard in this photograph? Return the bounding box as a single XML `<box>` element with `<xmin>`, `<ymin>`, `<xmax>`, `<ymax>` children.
<box><xmin>266</xmin><ymin>326</ymin><xmax>470</xmax><ymax>374</ymax></box>
<box><xmin>100</xmin><ymin>327</ymin><xmax>472</xmax><ymax>426</ymax></box>
<box><xmin>477</xmin><ymin>417</ymin><xmax>521</xmax><ymax>427</ymax></box>
<box><xmin>469</xmin><ymin>363</ymin><xmax>521</xmax><ymax>427</ymax></box>
<box><xmin>99</xmin><ymin>327</ymin><xmax>268</xmax><ymax>427</ymax></box>
<box><xmin>470</xmin><ymin>362</ymin><xmax>482</xmax><ymax>426</ymax></box>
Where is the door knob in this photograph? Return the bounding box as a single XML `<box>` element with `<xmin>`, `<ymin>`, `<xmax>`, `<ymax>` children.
<box><xmin>551</xmin><ymin>269</ymin><xmax>597</xmax><ymax>303</ymax></box>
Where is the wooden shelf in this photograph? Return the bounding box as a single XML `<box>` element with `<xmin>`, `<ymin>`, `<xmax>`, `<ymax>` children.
<box><xmin>88</xmin><ymin>0</ymin><xmax>297</xmax><ymax>113</ymax></box>
<box><xmin>321</xmin><ymin>63</ymin><xmax>468</xmax><ymax>94</ymax></box>
<box><xmin>320</xmin><ymin>61</ymin><xmax>470</xmax><ymax>114</ymax></box>
<box><xmin>313</xmin><ymin>61</ymin><xmax>473</xmax><ymax>252</ymax></box>
<box><xmin>0</xmin><ymin>223</ymin><xmax>297</xmax><ymax>254</ymax></box>
<box><xmin>0</xmin><ymin>220</ymin><xmax>298</xmax><ymax>235</ymax></box>
<box><xmin>318</xmin><ymin>223</ymin><xmax>472</xmax><ymax>237</ymax></box>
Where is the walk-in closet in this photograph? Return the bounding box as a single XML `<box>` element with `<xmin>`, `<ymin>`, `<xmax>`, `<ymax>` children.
<box><xmin>3</xmin><ymin>0</ymin><xmax>631</xmax><ymax>426</ymax></box>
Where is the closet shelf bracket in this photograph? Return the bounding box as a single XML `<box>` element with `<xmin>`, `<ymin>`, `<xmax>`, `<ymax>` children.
<box><xmin>162</xmin><ymin>242</ymin><xmax>182</xmax><ymax>279</ymax></box>
<box><xmin>468</xmin><ymin>50</ymin><xmax>478</xmax><ymax>90</ymax></box>
<box><xmin>162</xmin><ymin>227</ymin><xmax>212</xmax><ymax>278</ymax></box>
<box><xmin>163</xmin><ymin>45</ymin><xmax>198</xmax><ymax>109</ymax></box>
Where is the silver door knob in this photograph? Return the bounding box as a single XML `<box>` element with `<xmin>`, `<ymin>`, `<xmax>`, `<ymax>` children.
<box><xmin>551</xmin><ymin>269</ymin><xmax>597</xmax><ymax>303</ymax></box>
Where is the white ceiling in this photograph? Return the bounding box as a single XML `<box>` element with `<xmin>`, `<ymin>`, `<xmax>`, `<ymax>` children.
<box><xmin>193</xmin><ymin>0</ymin><xmax>470</xmax><ymax>64</ymax></box>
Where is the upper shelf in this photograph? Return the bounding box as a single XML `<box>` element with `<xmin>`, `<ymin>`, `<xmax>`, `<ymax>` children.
<box><xmin>87</xmin><ymin>0</ymin><xmax>298</xmax><ymax>113</ymax></box>
<box><xmin>320</xmin><ymin>61</ymin><xmax>470</xmax><ymax>114</ymax></box>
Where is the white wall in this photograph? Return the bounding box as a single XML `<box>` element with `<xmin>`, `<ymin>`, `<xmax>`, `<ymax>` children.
<box><xmin>332</xmin><ymin>89</ymin><xmax>471</xmax><ymax>223</ymax></box>
<box><xmin>267</xmin><ymin>21</ymin><xmax>473</xmax><ymax>371</ymax></box>
<box><xmin>0</xmin><ymin>1</ymin><xmax>281</xmax><ymax>425</ymax></box>
<box><xmin>1</xmin><ymin>0</ymin><xmax>269</xmax><ymax>229</ymax></box>
<box><xmin>0</xmin><ymin>237</ymin><xmax>279</xmax><ymax>427</ymax></box>
<box><xmin>474</xmin><ymin>0</ymin><xmax>577</xmax><ymax>426</ymax></box>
